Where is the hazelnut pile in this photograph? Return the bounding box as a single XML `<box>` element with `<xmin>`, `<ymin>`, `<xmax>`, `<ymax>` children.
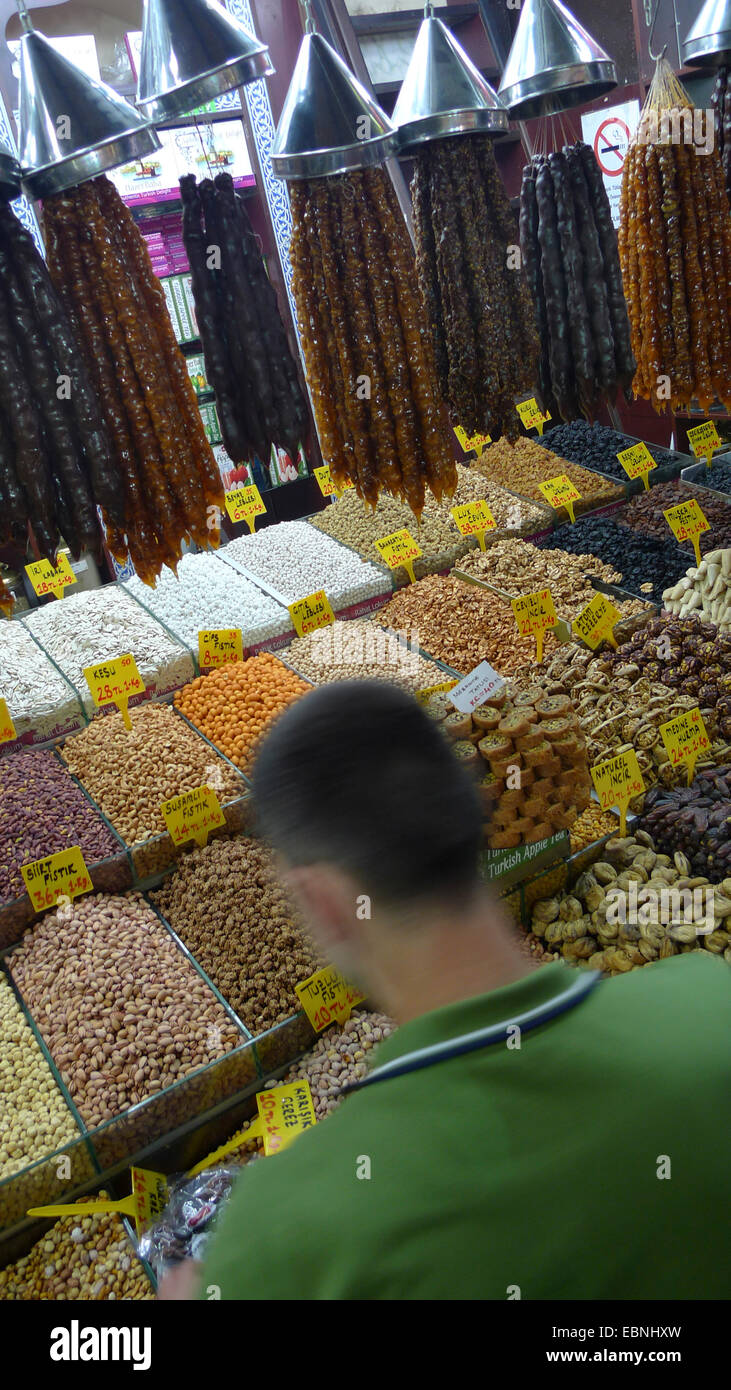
<box><xmin>0</xmin><ymin>1202</ymin><xmax>154</xmax><ymax>1301</ymax></box>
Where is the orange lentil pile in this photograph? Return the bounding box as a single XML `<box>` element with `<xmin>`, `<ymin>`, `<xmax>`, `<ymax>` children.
<box><xmin>175</xmin><ymin>653</ymin><xmax>310</xmax><ymax>771</ymax></box>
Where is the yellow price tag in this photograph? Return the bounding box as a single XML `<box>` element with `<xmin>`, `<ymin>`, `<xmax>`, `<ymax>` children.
<box><xmin>224</xmin><ymin>484</ymin><xmax>267</xmax><ymax>531</ymax></box>
<box><xmin>415</xmin><ymin>680</ymin><xmax>459</xmax><ymax>706</ymax></box>
<box><xmin>450</xmin><ymin>500</ymin><xmax>497</xmax><ymax>551</ymax></box>
<box><xmin>21</xmin><ymin>846</ymin><xmax>93</xmax><ymax>914</ymax></box>
<box><xmin>659</xmin><ymin>707</ymin><xmax>710</xmax><ymax>786</ymax></box>
<box><xmin>572</xmin><ymin>591</ymin><xmax>622</xmax><ymax>651</ymax></box>
<box><xmin>25</xmin><ymin>552</ymin><xmax>76</xmax><ymax>601</ymax></box>
<box><xmin>687</xmin><ymin>421</ymin><xmax>722</xmax><ymax>468</ymax></box>
<box><xmin>314</xmin><ymin>464</ymin><xmax>355</xmax><ymax>499</ymax></box>
<box><xmin>373</xmin><ymin>528</ymin><xmax>422</xmax><ymax>584</ymax></box>
<box><xmin>511</xmin><ymin>588</ymin><xmax>557</xmax><ymax>664</ymax></box>
<box><xmin>537</xmin><ymin>474</ymin><xmax>582</xmax><ymax>523</ymax></box>
<box><xmin>0</xmin><ymin>696</ymin><xmax>16</xmax><ymax>744</ymax></box>
<box><xmin>288</xmin><ymin>589</ymin><xmax>335</xmax><ymax>638</ymax></box>
<box><xmin>161</xmin><ymin>785</ymin><xmax>226</xmax><ymax>849</ymax></box>
<box><xmin>454</xmin><ymin>425</ymin><xmax>492</xmax><ymax>453</ymax></box>
<box><xmin>663</xmin><ymin>499</ymin><xmax>710</xmax><ymax>566</ymax></box>
<box><xmin>296</xmin><ymin>965</ymin><xmax>366</xmax><ymax>1033</ymax></box>
<box><xmin>617</xmin><ymin>442</ymin><xmax>657</xmax><ymax>490</ymax></box>
<box><xmin>83</xmin><ymin>653</ymin><xmax>145</xmax><ymax>730</ymax></box>
<box><xmin>516</xmin><ymin>398</ymin><xmax>551</xmax><ymax>435</ymax></box>
<box><xmin>590</xmin><ymin>749</ymin><xmax>646</xmax><ymax>837</ymax></box>
<box><xmin>28</xmin><ymin>1167</ymin><xmax>168</xmax><ymax>1239</ymax></box>
<box><xmin>198</xmin><ymin>629</ymin><xmax>243</xmax><ymax>671</ymax></box>
<box><xmin>257</xmin><ymin>1079</ymin><xmax>317</xmax><ymax>1156</ymax></box>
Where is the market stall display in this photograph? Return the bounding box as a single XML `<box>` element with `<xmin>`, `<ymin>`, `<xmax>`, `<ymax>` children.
<box><xmin>0</xmin><ymin>620</ymin><xmax>84</xmax><ymax>746</ymax></box>
<box><xmin>640</xmin><ymin>767</ymin><xmax>731</xmax><ymax>881</ymax></box>
<box><xmin>538</xmin><ymin>515</ymin><xmax>690</xmax><ymax>601</ymax></box>
<box><xmin>539</xmin><ymin>419</ymin><xmax>679</xmax><ymax>482</ymax></box>
<box><xmin>663</xmin><ymin>549</ymin><xmax>731</xmax><ymax>629</ymax></box>
<box><xmin>43</xmin><ymin>176</ymin><xmax>224</xmax><ymax>584</ymax></box>
<box><xmin>123</xmin><ymin>553</ymin><xmax>291</xmax><ymax>656</ymax></box>
<box><xmin>457</xmin><ymin>537</ymin><xmax>652</xmax><ymax>626</ymax></box>
<box><xmin>181</xmin><ymin>173</ymin><xmax>308</xmax><ymax>467</ymax></box>
<box><xmin>175</xmin><ymin>654</ymin><xmax>310</xmax><ymax>772</ymax></box>
<box><xmin>690</xmin><ymin>458</ymin><xmax>731</xmax><ymax>495</ymax></box>
<box><xmin>284</xmin><ymin>619</ymin><xmax>448</xmax><ymax>693</ymax></box>
<box><xmin>521</xmin><ymin>143</ymin><xmax>635</xmax><ymax>422</ymax></box>
<box><xmin>620</xmin><ymin>481</ymin><xmax>731</xmax><ymax>552</ymax></box>
<box><xmin>219</xmin><ymin>519</ymin><xmax>390</xmax><ymax>610</ymax></box>
<box><xmin>0</xmin><ymin>1202</ymin><xmax>153</xmax><ymax>1301</ymax></box>
<box><xmin>0</xmin><ymin>974</ymin><xmax>80</xmax><ymax>1181</ymax></box>
<box><xmin>472</xmin><ymin>435</ymin><xmax>623</xmax><ymax>518</ymax></box>
<box><xmin>288</xmin><ymin>167</ymin><xmax>456</xmax><ymax>514</ymax></box>
<box><xmin>410</xmin><ymin>133</ymin><xmax>539</xmax><ymax>439</ymax></box>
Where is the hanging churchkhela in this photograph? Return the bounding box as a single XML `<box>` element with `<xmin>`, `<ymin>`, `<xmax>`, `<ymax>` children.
<box><xmin>520</xmin><ymin>142</ymin><xmax>636</xmax><ymax>423</ymax></box>
<box><xmin>288</xmin><ymin>166</ymin><xmax>457</xmax><ymax>517</ymax></box>
<box><xmin>711</xmin><ymin>65</ymin><xmax>731</xmax><ymax>203</ymax></box>
<box><xmin>43</xmin><ymin>175</ymin><xmax>225</xmax><ymax>585</ymax></box>
<box><xmin>410</xmin><ymin>133</ymin><xmax>540</xmax><ymax>441</ymax></box>
<box><xmin>181</xmin><ymin>172</ymin><xmax>309</xmax><ymax>468</ymax></box>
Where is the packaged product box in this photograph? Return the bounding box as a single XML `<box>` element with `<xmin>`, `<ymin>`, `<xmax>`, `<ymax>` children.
<box><xmin>186</xmin><ymin>353</ymin><xmax>210</xmax><ymax>397</ymax></box>
<box><xmin>199</xmin><ymin>402</ymin><xmax>222</xmax><ymax>445</ymax></box>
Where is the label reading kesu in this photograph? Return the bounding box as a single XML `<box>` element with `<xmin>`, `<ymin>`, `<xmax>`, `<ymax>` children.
<box><xmin>0</xmin><ymin>697</ymin><xmax>16</xmax><ymax>744</ymax></box>
<box><xmin>198</xmin><ymin>629</ymin><xmax>243</xmax><ymax>670</ymax></box>
<box><xmin>83</xmin><ymin>653</ymin><xmax>145</xmax><ymax>730</ymax></box>
<box><xmin>572</xmin><ymin>591</ymin><xmax>622</xmax><ymax>650</ymax></box>
<box><xmin>516</xmin><ymin>398</ymin><xmax>551</xmax><ymax>435</ymax></box>
<box><xmin>450</xmin><ymin>500</ymin><xmax>497</xmax><ymax>550</ymax></box>
<box><xmin>288</xmin><ymin>590</ymin><xmax>335</xmax><ymax>638</ymax></box>
<box><xmin>21</xmin><ymin>847</ymin><xmax>93</xmax><ymax>913</ymax></box>
<box><xmin>590</xmin><ymin>748</ymin><xmax>646</xmax><ymax>835</ymax></box>
<box><xmin>224</xmin><ymin>484</ymin><xmax>266</xmax><ymax>531</ymax></box>
<box><xmin>25</xmin><ymin>552</ymin><xmax>77</xmax><ymax>600</ymax></box>
<box><xmin>659</xmin><ymin>707</ymin><xmax>710</xmax><ymax>785</ymax></box>
<box><xmin>617</xmin><ymin>441</ymin><xmax>657</xmax><ymax>488</ymax></box>
<box><xmin>687</xmin><ymin>420</ymin><xmax>722</xmax><ymax>466</ymax></box>
<box><xmin>161</xmin><ymin>785</ymin><xmax>226</xmax><ymax>849</ymax></box>
<box><xmin>256</xmin><ymin>1080</ymin><xmax>317</xmax><ymax>1156</ymax></box>
<box><xmin>537</xmin><ymin>474</ymin><xmax>581</xmax><ymax>523</ymax></box>
<box><xmin>295</xmin><ymin>965</ymin><xmax>366</xmax><ymax>1033</ymax></box>
<box><xmin>450</xmin><ymin>660</ymin><xmax>505</xmax><ymax>715</ymax></box>
<box><xmin>663</xmin><ymin>498</ymin><xmax>710</xmax><ymax>566</ymax></box>
<box><xmin>454</xmin><ymin>425</ymin><xmax>492</xmax><ymax>453</ymax></box>
<box><xmin>314</xmin><ymin>464</ymin><xmax>355</xmax><ymax>499</ymax></box>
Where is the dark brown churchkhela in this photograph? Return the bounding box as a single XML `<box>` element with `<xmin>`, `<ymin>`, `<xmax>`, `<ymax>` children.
<box><xmin>410</xmin><ymin>133</ymin><xmax>539</xmax><ymax>441</ymax></box>
<box><xmin>288</xmin><ymin>167</ymin><xmax>456</xmax><ymax>516</ymax></box>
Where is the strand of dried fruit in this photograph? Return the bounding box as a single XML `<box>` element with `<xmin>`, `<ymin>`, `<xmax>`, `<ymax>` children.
<box><xmin>656</xmin><ymin>144</ymin><xmax>694</xmax><ymax>407</ymax></box>
<box><xmin>633</xmin><ymin>143</ymin><xmax>663</xmax><ymax>405</ymax></box>
<box><xmin>535</xmin><ymin>157</ymin><xmax>576</xmax><ymax>420</ymax></box>
<box><xmin>550</xmin><ymin>151</ymin><xmax>596</xmax><ymax>417</ymax></box>
<box><xmin>424</xmin><ymin>143</ymin><xmax>478</xmax><ymax>433</ymax></box>
<box><xmin>692</xmin><ymin>154</ymin><xmax>731</xmax><ymax>405</ymax></box>
<box><xmin>520</xmin><ymin>162</ymin><xmax>556</xmax><ymax>417</ymax></box>
<box><xmin>620</xmin><ymin>145</ymin><xmax>647</xmax><ymax>397</ymax></box>
<box><xmin>643</xmin><ymin>146</ymin><xmax>675</xmax><ymax>388</ymax></box>
<box><xmin>458</xmin><ymin>138</ymin><xmax>516</xmax><ymax>433</ymax></box>
<box><xmin>564</xmin><ymin>145</ymin><xmax>616</xmax><ymax>401</ymax></box>
<box><xmin>477</xmin><ymin>135</ymin><xmax>540</xmax><ymax>379</ymax></box>
<box><xmin>675</xmin><ymin>143</ymin><xmax>714</xmax><ymax>410</ymax></box>
<box><xmin>411</xmin><ymin>149</ymin><xmax>449</xmax><ymax>389</ymax></box>
<box><xmin>578</xmin><ymin>143</ymin><xmax>636</xmax><ymax>393</ymax></box>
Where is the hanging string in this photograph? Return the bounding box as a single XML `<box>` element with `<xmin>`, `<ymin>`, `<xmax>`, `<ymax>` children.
<box><xmin>301</xmin><ymin>0</ymin><xmax>317</xmax><ymax>35</ymax></box>
<box><xmin>193</xmin><ymin>113</ymin><xmax>215</xmax><ymax>179</ymax></box>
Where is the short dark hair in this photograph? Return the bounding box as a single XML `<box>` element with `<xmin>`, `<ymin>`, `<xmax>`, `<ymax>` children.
<box><xmin>252</xmin><ymin>680</ymin><xmax>483</xmax><ymax>908</ymax></box>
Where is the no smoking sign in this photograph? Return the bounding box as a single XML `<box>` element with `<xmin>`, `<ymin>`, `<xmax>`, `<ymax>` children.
<box><xmin>594</xmin><ymin>117</ymin><xmax>632</xmax><ymax>176</ymax></box>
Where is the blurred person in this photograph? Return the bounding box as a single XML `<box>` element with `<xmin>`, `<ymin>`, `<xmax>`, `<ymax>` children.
<box><xmin>160</xmin><ymin>682</ymin><xmax>729</xmax><ymax>1301</ymax></box>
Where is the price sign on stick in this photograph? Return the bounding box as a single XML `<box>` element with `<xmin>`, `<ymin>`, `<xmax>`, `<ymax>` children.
<box><xmin>224</xmin><ymin>484</ymin><xmax>266</xmax><ymax>532</ymax></box>
<box><xmin>451</xmin><ymin>500</ymin><xmax>497</xmax><ymax>551</ymax></box>
<box><xmin>416</xmin><ymin>680</ymin><xmax>459</xmax><ymax>706</ymax></box>
<box><xmin>25</xmin><ymin>553</ymin><xmax>76</xmax><ymax>600</ymax></box>
<box><xmin>591</xmin><ymin>748</ymin><xmax>646</xmax><ymax>836</ymax></box>
<box><xmin>572</xmin><ymin>591</ymin><xmax>622</xmax><ymax>650</ymax></box>
<box><xmin>617</xmin><ymin>441</ymin><xmax>657</xmax><ymax>491</ymax></box>
<box><xmin>198</xmin><ymin>629</ymin><xmax>243</xmax><ymax>671</ymax></box>
<box><xmin>374</xmin><ymin>529</ymin><xmax>422</xmax><ymax>584</ymax></box>
<box><xmin>663</xmin><ymin>499</ymin><xmax>710</xmax><ymax>566</ymax></box>
<box><xmin>659</xmin><ymin>707</ymin><xmax>710</xmax><ymax>786</ymax></box>
<box><xmin>687</xmin><ymin>421</ymin><xmax>722</xmax><ymax>468</ymax></box>
<box><xmin>161</xmin><ymin>785</ymin><xmax>226</xmax><ymax>849</ymax></box>
<box><xmin>516</xmin><ymin>398</ymin><xmax>551</xmax><ymax>435</ymax></box>
<box><xmin>288</xmin><ymin>590</ymin><xmax>335</xmax><ymax>638</ymax></box>
<box><xmin>296</xmin><ymin>966</ymin><xmax>366</xmax><ymax>1034</ymax></box>
<box><xmin>538</xmin><ymin>474</ymin><xmax>582</xmax><ymax>523</ymax></box>
<box><xmin>0</xmin><ymin>697</ymin><xmax>16</xmax><ymax>744</ymax></box>
<box><xmin>84</xmin><ymin>654</ymin><xmax>145</xmax><ymax>730</ymax></box>
<box><xmin>21</xmin><ymin>847</ymin><xmax>93</xmax><ymax>913</ymax></box>
<box><xmin>450</xmin><ymin>661</ymin><xmax>505</xmax><ymax>715</ymax></box>
<box><xmin>28</xmin><ymin>1167</ymin><xmax>169</xmax><ymax>1239</ymax></box>
<box><xmin>314</xmin><ymin>464</ymin><xmax>355</xmax><ymax>499</ymax></box>
<box><xmin>454</xmin><ymin>425</ymin><xmax>492</xmax><ymax>453</ymax></box>
<box><xmin>511</xmin><ymin>589</ymin><xmax>557</xmax><ymax>664</ymax></box>
<box><xmin>257</xmin><ymin>1080</ymin><xmax>317</xmax><ymax>1157</ymax></box>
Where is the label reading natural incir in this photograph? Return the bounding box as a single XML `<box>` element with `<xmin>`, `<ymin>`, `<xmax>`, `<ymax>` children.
<box><xmin>25</xmin><ymin>552</ymin><xmax>77</xmax><ymax>600</ymax></box>
<box><xmin>659</xmin><ymin>707</ymin><xmax>710</xmax><ymax>786</ymax></box>
<box><xmin>572</xmin><ymin>592</ymin><xmax>622</xmax><ymax>651</ymax></box>
<box><xmin>198</xmin><ymin>629</ymin><xmax>243</xmax><ymax>671</ymax></box>
<box><xmin>537</xmin><ymin>474</ymin><xmax>581</xmax><ymax>523</ymax></box>
<box><xmin>83</xmin><ymin>654</ymin><xmax>145</xmax><ymax>730</ymax></box>
<box><xmin>591</xmin><ymin>748</ymin><xmax>646</xmax><ymax>836</ymax></box>
<box><xmin>224</xmin><ymin>484</ymin><xmax>266</xmax><ymax>532</ymax></box>
<box><xmin>450</xmin><ymin>500</ymin><xmax>497</xmax><ymax>551</ymax></box>
<box><xmin>687</xmin><ymin>420</ymin><xmax>722</xmax><ymax>468</ymax></box>
<box><xmin>0</xmin><ymin>697</ymin><xmax>16</xmax><ymax>744</ymax></box>
<box><xmin>517</xmin><ymin>398</ymin><xmax>551</xmax><ymax>435</ymax></box>
<box><xmin>373</xmin><ymin>529</ymin><xmax>422</xmax><ymax>584</ymax></box>
<box><xmin>511</xmin><ymin>589</ymin><xmax>557</xmax><ymax>663</ymax></box>
<box><xmin>617</xmin><ymin>441</ymin><xmax>657</xmax><ymax>490</ymax></box>
<box><xmin>21</xmin><ymin>847</ymin><xmax>93</xmax><ymax>914</ymax></box>
<box><xmin>161</xmin><ymin>785</ymin><xmax>226</xmax><ymax>849</ymax></box>
<box><xmin>663</xmin><ymin>499</ymin><xmax>711</xmax><ymax>567</ymax></box>
<box><xmin>296</xmin><ymin>966</ymin><xmax>366</xmax><ymax>1033</ymax></box>
<box><xmin>288</xmin><ymin>590</ymin><xmax>335</xmax><ymax>638</ymax></box>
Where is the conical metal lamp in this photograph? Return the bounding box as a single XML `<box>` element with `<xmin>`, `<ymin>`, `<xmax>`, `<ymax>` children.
<box><xmin>498</xmin><ymin>0</ymin><xmax>617</xmax><ymax>120</ymax></box>
<box><xmin>136</xmin><ymin>0</ymin><xmax>273</xmax><ymax>123</ymax></box>
<box><xmin>682</xmin><ymin>0</ymin><xmax>731</xmax><ymax>66</ymax></box>
<box><xmin>0</xmin><ymin>137</ymin><xmax>21</xmax><ymax>201</ymax></box>
<box><xmin>18</xmin><ymin>28</ymin><xmax>160</xmax><ymax>199</ymax></box>
<box><xmin>271</xmin><ymin>33</ymin><xmax>397</xmax><ymax>180</ymax></box>
<box><xmin>393</xmin><ymin>14</ymin><xmax>508</xmax><ymax>149</ymax></box>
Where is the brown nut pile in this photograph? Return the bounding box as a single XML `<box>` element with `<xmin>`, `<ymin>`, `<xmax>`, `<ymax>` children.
<box><xmin>153</xmin><ymin>838</ymin><xmax>322</xmax><ymax>1036</ymax></box>
<box><xmin>457</xmin><ymin>537</ymin><xmax>621</xmax><ymax>620</ymax></box>
<box><xmin>472</xmin><ymin>435</ymin><xmax>623</xmax><ymax>517</ymax></box>
<box><xmin>8</xmin><ymin>892</ymin><xmax>242</xmax><ymax>1128</ymax></box>
<box><xmin>61</xmin><ymin>703</ymin><xmax>242</xmax><ymax>846</ymax></box>
<box><xmin>0</xmin><ymin>1199</ymin><xmax>154</xmax><ymax>1300</ymax></box>
<box><xmin>0</xmin><ymin>975</ymin><xmax>80</xmax><ymax>1179</ymax></box>
<box><xmin>379</xmin><ymin>574</ymin><xmax>558</xmax><ymax>675</ymax></box>
<box><xmin>569</xmin><ymin>805</ymin><xmax>620</xmax><ymax>853</ymax></box>
<box><xmin>285</xmin><ymin>619</ymin><xmax>448</xmax><ymax>693</ymax></box>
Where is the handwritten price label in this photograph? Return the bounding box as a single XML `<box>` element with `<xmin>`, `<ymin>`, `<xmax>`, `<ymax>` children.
<box><xmin>687</xmin><ymin>421</ymin><xmax>722</xmax><ymax>468</ymax></box>
<box><xmin>21</xmin><ymin>846</ymin><xmax>93</xmax><ymax>913</ymax></box>
<box><xmin>130</xmin><ymin>1168</ymin><xmax>169</xmax><ymax>1239</ymax></box>
<box><xmin>617</xmin><ymin>441</ymin><xmax>657</xmax><ymax>490</ymax></box>
<box><xmin>516</xmin><ymin>398</ymin><xmax>551</xmax><ymax>435</ymax></box>
<box><xmin>454</xmin><ymin>425</ymin><xmax>492</xmax><ymax>453</ymax></box>
<box><xmin>0</xmin><ymin>697</ymin><xmax>16</xmax><ymax>744</ymax></box>
<box><xmin>257</xmin><ymin>1080</ymin><xmax>317</xmax><ymax>1157</ymax></box>
<box><xmin>591</xmin><ymin>748</ymin><xmax>646</xmax><ymax>836</ymax></box>
<box><xmin>572</xmin><ymin>591</ymin><xmax>622</xmax><ymax>651</ymax></box>
<box><xmin>296</xmin><ymin>965</ymin><xmax>366</xmax><ymax>1034</ymax></box>
<box><xmin>511</xmin><ymin>588</ymin><xmax>557</xmax><ymax>664</ymax></box>
<box><xmin>450</xmin><ymin>500</ymin><xmax>497</xmax><ymax>551</ymax></box>
<box><xmin>314</xmin><ymin>464</ymin><xmax>355</xmax><ymax>499</ymax></box>
<box><xmin>450</xmin><ymin>660</ymin><xmax>505</xmax><ymax>715</ymax></box>
<box><xmin>288</xmin><ymin>589</ymin><xmax>335</xmax><ymax>638</ymax></box>
<box><xmin>161</xmin><ymin>785</ymin><xmax>226</xmax><ymax>849</ymax></box>
<box><xmin>415</xmin><ymin>680</ymin><xmax>459</xmax><ymax>706</ymax></box>
<box><xmin>538</xmin><ymin>474</ymin><xmax>582</xmax><ymax>523</ymax></box>
<box><xmin>659</xmin><ymin>707</ymin><xmax>710</xmax><ymax>786</ymax></box>
<box><xmin>25</xmin><ymin>552</ymin><xmax>76</xmax><ymax>601</ymax></box>
<box><xmin>83</xmin><ymin>654</ymin><xmax>145</xmax><ymax>730</ymax></box>
<box><xmin>374</xmin><ymin>529</ymin><xmax>422</xmax><ymax>584</ymax></box>
<box><xmin>198</xmin><ymin>629</ymin><xmax>243</xmax><ymax>671</ymax></box>
<box><xmin>663</xmin><ymin>499</ymin><xmax>710</xmax><ymax>566</ymax></box>
<box><xmin>224</xmin><ymin>484</ymin><xmax>267</xmax><ymax>531</ymax></box>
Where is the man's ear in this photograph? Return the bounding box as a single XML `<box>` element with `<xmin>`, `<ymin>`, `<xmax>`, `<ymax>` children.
<box><xmin>283</xmin><ymin>863</ymin><xmax>359</xmax><ymax>952</ymax></box>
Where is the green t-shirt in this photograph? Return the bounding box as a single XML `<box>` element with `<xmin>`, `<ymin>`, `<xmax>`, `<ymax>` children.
<box><xmin>200</xmin><ymin>954</ymin><xmax>729</xmax><ymax>1300</ymax></box>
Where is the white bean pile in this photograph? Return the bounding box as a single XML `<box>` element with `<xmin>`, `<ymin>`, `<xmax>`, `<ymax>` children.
<box><xmin>219</xmin><ymin>520</ymin><xmax>390</xmax><ymax>609</ymax></box>
<box><xmin>124</xmin><ymin>553</ymin><xmax>292</xmax><ymax>652</ymax></box>
<box><xmin>24</xmin><ymin>588</ymin><xmax>194</xmax><ymax>714</ymax></box>
<box><xmin>0</xmin><ymin>621</ymin><xmax>83</xmax><ymax>743</ymax></box>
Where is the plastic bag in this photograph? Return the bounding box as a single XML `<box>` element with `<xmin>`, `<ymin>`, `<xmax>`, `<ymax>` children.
<box><xmin>138</xmin><ymin>1167</ymin><xmax>239</xmax><ymax>1282</ymax></box>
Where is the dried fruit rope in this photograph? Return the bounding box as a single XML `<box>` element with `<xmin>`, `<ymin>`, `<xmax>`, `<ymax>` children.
<box><xmin>535</xmin><ymin>157</ymin><xmax>576</xmax><ymax>421</ymax></box>
<box><xmin>520</xmin><ymin>163</ymin><xmax>556</xmax><ymax>418</ymax></box>
<box><xmin>578</xmin><ymin>143</ymin><xmax>636</xmax><ymax>392</ymax></box>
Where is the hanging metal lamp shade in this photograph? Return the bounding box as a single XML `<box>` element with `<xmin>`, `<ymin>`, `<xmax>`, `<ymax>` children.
<box><xmin>270</xmin><ymin>32</ymin><xmax>397</xmax><ymax>180</ymax></box>
<box><xmin>393</xmin><ymin>14</ymin><xmax>508</xmax><ymax>149</ymax></box>
<box><xmin>498</xmin><ymin>0</ymin><xmax>617</xmax><ymax>120</ymax></box>
<box><xmin>682</xmin><ymin>0</ymin><xmax>731</xmax><ymax>66</ymax></box>
<box><xmin>18</xmin><ymin>28</ymin><xmax>160</xmax><ymax>200</ymax></box>
<box><xmin>136</xmin><ymin>0</ymin><xmax>273</xmax><ymax>123</ymax></box>
<box><xmin>0</xmin><ymin>136</ymin><xmax>21</xmax><ymax>201</ymax></box>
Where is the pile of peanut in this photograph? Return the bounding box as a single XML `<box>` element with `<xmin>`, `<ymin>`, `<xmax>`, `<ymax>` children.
<box><xmin>0</xmin><ymin>1202</ymin><xmax>153</xmax><ymax>1300</ymax></box>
